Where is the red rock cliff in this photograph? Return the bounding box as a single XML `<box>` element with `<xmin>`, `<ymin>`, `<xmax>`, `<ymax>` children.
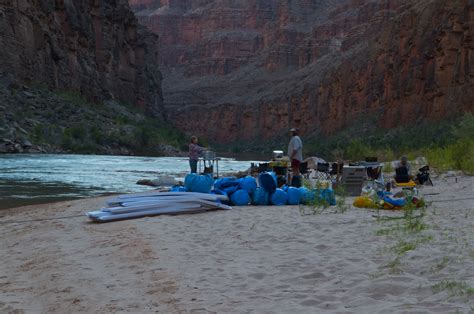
<box><xmin>0</xmin><ymin>0</ymin><xmax>163</xmax><ymax>115</ymax></box>
<box><xmin>131</xmin><ymin>0</ymin><xmax>474</xmax><ymax>142</ymax></box>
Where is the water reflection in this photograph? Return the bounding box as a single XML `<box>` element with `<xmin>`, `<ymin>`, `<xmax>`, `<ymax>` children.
<box><xmin>0</xmin><ymin>154</ymin><xmax>261</xmax><ymax>209</ymax></box>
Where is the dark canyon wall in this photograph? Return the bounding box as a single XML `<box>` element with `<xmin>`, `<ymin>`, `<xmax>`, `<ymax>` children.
<box><xmin>130</xmin><ymin>0</ymin><xmax>474</xmax><ymax>142</ymax></box>
<box><xmin>0</xmin><ymin>0</ymin><xmax>163</xmax><ymax>115</ymax></box>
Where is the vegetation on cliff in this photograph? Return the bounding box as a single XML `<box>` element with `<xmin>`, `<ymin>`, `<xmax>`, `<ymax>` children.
<box><xmin>303</xmin><ymin>113</ymin><xmax>474</xmax><ymax>174</ymax></box>
<box><xmin>0</xmin><ymin>82</ymin><xmax>185</xmax><ymax>156</ymax></box>
<box><xmin>216</xmin><ymin>113</ymin><xmax>474</xmax><ymax>174</ymax></box>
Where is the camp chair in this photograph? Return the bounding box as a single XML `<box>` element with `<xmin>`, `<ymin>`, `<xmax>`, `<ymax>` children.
<box><xmin>258</xmin><ymin>163</ymin><xmax>269</xmax><ymax>173</ymax></box>
<box><xmin>299</xmin><ymin>161</ymin><xmax>310</xmax><ymax>179</ymax></box>
<box><xmin>367</xmin><ymin>167</ymin><xmax>382</xmax><ymax>181</ymax></box>
<box><xmin>329</xmin><ymin>162</ymin><xmax>344</xmax><ymax>182</ymax></box>
<box><xmin>315</xmin><ymin>162</ymin><xmax>331</xmax><ymax>180</ymax></box>
<box><xmin>416</xmin><ymin>165</ymin><xmax>433</xmax><ymax>186</ymax></box>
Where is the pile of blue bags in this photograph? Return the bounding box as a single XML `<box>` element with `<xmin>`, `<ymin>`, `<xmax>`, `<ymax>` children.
<box><xmin>175</xmin><ymin>172</ymin><xmax>336</xmax><ymax>207</ymax></box>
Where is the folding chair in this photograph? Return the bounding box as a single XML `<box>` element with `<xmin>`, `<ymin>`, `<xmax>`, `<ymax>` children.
<box><xmin>299</xmin><ymin>161</ymin><xmax>309</xmax><ymax>179</ymax></box>
<box><xmin>329</xmin><ymin>162</ymin><xmax>344</xmax><ymax>182</ymax></box>
<box><xmin>315</xmin><ymin>162</ymin><xmax>331</xmax><ymax>180</ymax></box>
<box><xmin>416</xmin><ymin>166</ymin><xmax>433</xmax><ymax>186</ymax></box>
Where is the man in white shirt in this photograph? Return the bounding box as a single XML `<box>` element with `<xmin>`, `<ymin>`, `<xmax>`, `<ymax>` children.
<box><xmin>288</xmin><ymin>128</ymin><xmax>303</xmax><ymax>187</ymax></box>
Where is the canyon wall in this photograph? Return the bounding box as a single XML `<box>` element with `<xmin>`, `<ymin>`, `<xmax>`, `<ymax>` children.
<box><xmin>0</xmin><ymin>0</ymin><xmax>163</xmax><ymax>115</ymax></box>
<box><xmin>131</xmin><ymin>0</ymin><xmax>474</xmax><ymax>142</ymax></box>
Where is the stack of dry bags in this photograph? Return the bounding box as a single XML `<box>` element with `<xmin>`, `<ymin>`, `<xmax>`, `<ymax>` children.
<box><xmin>212</xmin><ymin>172</ymin><xmax>336</xmax><ymax>206</ymax></box>
<box><xmin>213</xmin><ymin>176</ymin><xmax>257</xmax><ymax>205</ymax></box>
<box><xmin>178</xmin><ymin>172</ymin><xmax>336</xmax><ymax>206</ymax></box>
<box><xmin>256</xmin><ymin>171</ymin><xmax>337</xmax><ymax>206</ymax></box>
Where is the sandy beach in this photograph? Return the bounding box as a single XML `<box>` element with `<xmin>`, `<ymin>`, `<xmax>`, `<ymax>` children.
<box><xmin>1</xmin><ymin>174</ymin><xmax>473</xmax><ymax>313</ymax></box>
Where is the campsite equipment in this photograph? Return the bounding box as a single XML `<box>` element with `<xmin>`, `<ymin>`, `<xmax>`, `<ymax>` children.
<box><xmin>365</xmin><ymin>157</ymin><xmax>378</xmax><ymax>163</ymax></box>
<box><xmin>198</xmin><ymin>150</ymin><xmax>220</xmax><ymax>178</ymax></box>
<box><xmin>252</xmin><ymin>187</ymin><xmax>269</xmax><ymax>205</ymax></box>
<box><xmin>287</xmin><ymin>187</ymin><xmax>302</xmax><ymax>205</ymax></box>
<box><xmin>214</xmin><ymin>177</ymin><xmax>238</xmax><ymax>190</ymax></box>
<box><xmin>291</xmin><ymin>175</ymin><xmax>302</xmax><ymax>187</ymax></box>
<box><xmin>230</xmin><ymin>189</ymin><xmax>250</xmax><ymax>206</ymax></box>
<box><xmin>88</xmin><ymin>192</ymin><xmax>231</xmax><ymax>222</ymax></box>
<box><xmin>320</xmin><ymin>188</ymin><xmax>336</xmax><ymax>205</ymax></box>
<box><xmin>202</xmin><ymin>150</ymin><xmax>216</xmax><ymax>160</ymax></box>
<box><xmin>258</xmin><ymin>171</ymin><xmax>277</xmax><ymax>193</ymax></box>
<box><xmin>382</xmin><ymin>196</ymin><xmax>406</xmax><ymax>208</ymax></box>
<box><xmin>213</xmin><ymin>177</ymin><xmax>240</xmax><ymax>195</ymax></box>
<box><xmin>299</xmin><ymin>187</ymin><xmax>316</xmax><ymax>204</ymax></box>
<box><xmin>270</xmin><ymin>188</ymin><xmax>288</xmax><ymax>205</ymax></box>
<box><xmin>395</xmin><ymin>180</ymin><xmax>417</xmax><ymax>188</ymax></box>
<box><xmin>341</xmin><ymin>165</ymin><xmax>366</xmax><ymax>196</ymax></box>
<box><xmin>238</xmin><ymin>176</ymin><xmax>257</xmax><ymax>195</ymax></box>
<box><xmin>272</xmin><ymin>150</ymin><xmax>284</xmax><ymax>159</ymax></box>
<box><xmin>171</xmin><ymin>185</ymin><xmax>187</xmax><ymax>192</ymax></box>
<box><xmin>353</xmin><ymin>196</ymin><xmax>376</xmax><ymax>208</ymax></box>
<box><xmin>316</xmin><ymin>180</ymin><xmax>331</xmax><ymax>189</ymax></box>
<box><xmin>299</xmin><ymin>162</ymin><xmax>309</xmax><ymax>179</ymax></box>
<box><xmin>329</xmin><ymin>161</ymin><xmax>344</xmax><ymax>182</ymax></box>
<box><xmin>416</xmin><ymin>165</ymin><xmax>433</xmax><ymax>186</ymax></box>
<box><xmin>184</xmin><ymin>173</ymin><xmax>213</xmax><ymax>193</ymax></box>
<box><xmin>258</xmin><ymin>163</ymin><xmax>270</xmax><ymax>172</ymax></box>
<box><xmin>269</xmin><ymin>155</ymin><xmax>290</xmax><ymax>187</ymax></box>
<box><xmin>315</xmin><ymin>162</ymin><xmax>331</xmax><ymax>180</ymax></box>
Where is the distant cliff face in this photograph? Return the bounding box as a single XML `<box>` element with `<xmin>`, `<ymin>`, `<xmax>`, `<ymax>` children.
<box><xmin>130</xmin><ymin>0</ymin><xmax>474</xmax><ymax>142</ymax></box>
<box><xmin>0</xmin><ymin>0</ymin><xmax>163</xmax><ymax>116</ymax></box>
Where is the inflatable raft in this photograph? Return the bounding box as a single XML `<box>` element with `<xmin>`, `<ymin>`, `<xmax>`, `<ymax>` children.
<box><xmin>87</xmin><ymin>191</ymin><xmax>231</xmax><ymax>223</ymax></box>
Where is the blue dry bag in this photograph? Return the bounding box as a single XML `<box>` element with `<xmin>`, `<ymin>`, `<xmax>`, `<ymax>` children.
<box><xmin>238</xmin><ymin>176</ymin><xmax>257</xmax><ymax>195</ymax></box>
<box><xmin>252</xmin><ymin>187</ymin><xmax>269</xmax><ymax>205</ymax></box>
<box><xmin>184</xmin><ymin>174</ymin><xmax>213</xmax><ymax>193</ymax></box>
<box><xmin>271</xmin><ymin>188</ymin><xmax>288</xmax><ymax>206</ymax></box>
<box><xmin>230</xmin><ymin>190</ymin><xmax>250</xmax><ymax>206</ymax></box>
<box><xmin>258</xmin><ymin>172</ymin><xmax>277</xmax><ymax>193</ymax></box>
<box><xmin>287</xmin><ymin>187</ymin><xmax>302</xmax><ymax>205</ymax></box>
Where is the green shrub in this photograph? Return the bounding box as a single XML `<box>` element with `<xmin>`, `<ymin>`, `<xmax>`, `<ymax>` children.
<box><xmin>32</xmin><ymin>123</ymin><xmax>45</xmax><ymax>143</ymax></box>
<box><xmin>345</xmin><ymin>139</ymin><xmax>372</xmax><ymax>160</ymax></box>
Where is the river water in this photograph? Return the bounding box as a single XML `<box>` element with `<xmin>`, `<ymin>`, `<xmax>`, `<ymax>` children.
<box><xmin>0</xmin><ymin>154</ymin><xmax>261</xmax><ymax>209</ymax></box>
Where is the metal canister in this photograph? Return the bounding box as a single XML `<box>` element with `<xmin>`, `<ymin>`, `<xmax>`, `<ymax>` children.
<box><xmin>202</xmin><ymin>150</ymin><xmax>216</xmax><ymax>160</ymax></box>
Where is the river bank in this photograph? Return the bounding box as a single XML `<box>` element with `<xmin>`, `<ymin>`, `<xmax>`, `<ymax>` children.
<box><xmin>0</xmin><ymin>154</ymin><xmax>261</xmax><ymax>210</ymax></box>
<box><xmin>0</xmin><ymin>174</ymin><xmax>472</xmax><ymax>312</ymax></box>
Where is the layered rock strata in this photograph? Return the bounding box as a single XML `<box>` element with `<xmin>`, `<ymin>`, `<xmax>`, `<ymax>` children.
<box><xmin>131</xmin><ymin>0</ymin><xmax>474</xmax><ymax>143</ymax></box>
<box><xmin>0</xmin><ymin>0</ymin><xmax>163</xmax><ymax>116</ymax></box>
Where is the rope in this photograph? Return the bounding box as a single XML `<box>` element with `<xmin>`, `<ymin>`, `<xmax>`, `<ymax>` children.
<box><xmin>424</xmin><ymin>197</ymin><xmax>474</xmax><ymax>203</ymax></box>
<box><xmin>0</xmin><ymin>214</ymin><xmax>84</xmax><ymax>224</ymax></box>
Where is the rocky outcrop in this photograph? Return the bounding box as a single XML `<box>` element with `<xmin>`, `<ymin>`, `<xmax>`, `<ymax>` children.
<box><xmin>0</xmin><ymin>0</ymin><xmax>163</xmax><ymax>116</ymax></box>
<box><xmin>0</xmin><ymin>80</ymin><xmax>183</xmax><ymax>156</ymax></box>
<box><xmin>131</xmin><ymin>0</ymin><xmax>474</xmax><ymax>143</ymax></box>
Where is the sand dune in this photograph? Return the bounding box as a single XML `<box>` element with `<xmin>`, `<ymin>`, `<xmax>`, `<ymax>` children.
<box><xmin>0</xmin><ymin>174</ymin><xmax>473</xmax><ymax>313</ymax></box>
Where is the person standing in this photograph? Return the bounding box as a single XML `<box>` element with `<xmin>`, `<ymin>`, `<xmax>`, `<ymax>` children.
<box><xmin>288</xmin><ymin>128</ymin><xmax>303</xmax><ymax>187</ymax></box>
<box><xmin>189</xmin><ymin>135</ymin><xmax>204</xmax><ymax>173</ymax></box>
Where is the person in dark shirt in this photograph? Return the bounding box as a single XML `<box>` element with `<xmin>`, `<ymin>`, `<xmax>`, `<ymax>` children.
<box><xmin>394</xmin><ymin>155</ymin><xmax>413</xmax><ymax>183</ymax></box>
<box><xmin>189</xmin><ymin>135</ymin><xmax>204</xmax><ymax>173</ymax></box>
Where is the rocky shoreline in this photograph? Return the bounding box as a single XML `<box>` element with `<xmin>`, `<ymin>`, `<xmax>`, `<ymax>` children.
<box><xmin>0</xmin><ymin>78</ymin><xmax>185</xmax><ymax>157</ymax></box>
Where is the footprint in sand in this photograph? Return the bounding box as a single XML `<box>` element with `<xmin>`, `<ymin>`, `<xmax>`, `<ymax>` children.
<box><xmin>301</xmin><ymin>272</ymin><xmax>326</xmax><ymax>280</ymax></box>
<box><xmin>300</xmin><ymin>299</ymin><xmax>321</xmax><ymax>306</ymax></box>
<box><xmin>248</xmin><ymin>273</ymin><xmax>266</xmax><ymax>280</ymax></box>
